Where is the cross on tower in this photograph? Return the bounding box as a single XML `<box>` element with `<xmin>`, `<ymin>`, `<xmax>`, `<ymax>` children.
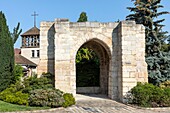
<box><xmin>31</xmin><ymin>11</ymin><xmax>38</xmax><ymax>27</ymax></box>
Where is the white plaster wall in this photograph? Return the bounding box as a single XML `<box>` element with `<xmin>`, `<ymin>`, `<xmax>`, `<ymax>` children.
<box><xmin>21</xmin><ymin>48</ymin><xmax>40</xmax><ymax>64</ymax></box>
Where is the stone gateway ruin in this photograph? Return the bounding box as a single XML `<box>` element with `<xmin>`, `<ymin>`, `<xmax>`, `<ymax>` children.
<box><xmin>27</xmin><ymin>18</ymin><xmax>148</xmax><ymax>102</ymax></box>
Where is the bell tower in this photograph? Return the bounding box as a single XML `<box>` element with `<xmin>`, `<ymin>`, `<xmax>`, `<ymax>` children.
<box><xmin>21</xmin><ymin>27</ymin><xmax>40</xmax><ymax>48</ymax></box>
<box><xmin>20</xmin><ymin>12</ymin><xmax>40</xmax><ymax>65</ymax></box>
<box><xmin>21</xmin><ymin>12</ymin><xmax>39</xmax><ymax>48</ymax></box>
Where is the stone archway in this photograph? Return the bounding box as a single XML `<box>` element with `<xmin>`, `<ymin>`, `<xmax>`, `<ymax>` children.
<box><xmin>39</xmin><ymin>19</ymin><xmax>148</xmax><ymax>102</ymax></box>
<box><xmin>76</xmin><ymin>39</ymin><xmax>111</xmax><ymax>95</ymax></box>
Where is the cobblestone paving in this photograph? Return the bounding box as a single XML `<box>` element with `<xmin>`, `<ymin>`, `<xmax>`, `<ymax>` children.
<box><xmin>3</xmin><ymin>94</ymin><xmax>170</xmax><ymax>113</ymax></box>
<box><xmin>62</xmin><ymin>94</ymin><xmax>170</xmax><ymax>113</ymax></box>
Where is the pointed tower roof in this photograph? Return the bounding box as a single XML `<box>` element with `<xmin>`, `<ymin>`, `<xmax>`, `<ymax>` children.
<box><xmin>21</xmin><ymin>26</ymin><xmax>40</xmax><ymax>36</ymax></box>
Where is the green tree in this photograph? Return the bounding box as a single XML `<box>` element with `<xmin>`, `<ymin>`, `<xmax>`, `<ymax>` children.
<box><xmin>126</xmin><ymin>0</ymin><xmax>170</xmax><ymax>85</ymax></box>
<box><xmin>76</xmin><ymin>12</ymin><xmax>100</xmax><ymax>87</ymax></box>
<box><xmin>161</xmin><ymin>35</ymin><xmax>170</xmax><ymax>52</ymax></box>
<box><xmin>11</xmin><ymin>23</ymin><xmax>22</xmax><ymax>44</ymax></box>
<box><xmin>77</xmin><ymin>12</ymin><xmax>88</xmax><ymax>22</ymax></box>
<box><xmin>0</xmin><ymin>11</ymin><xmax>15</xmax><ymax>91</ymax></box>
<box><xmin>76</xmin><ymin>48</ymin><xmax>99</xmax><ymax>64</ymax></box>
<box><xmin>0</xmin><ymin>11</ymin><xmax>22</xmax><ymax>91</ymax></box>
<box><xmin>167</xmin><ymin>35</ymin><xmax>170</xmax><ymax>44</ymax></box>
<box><xmin>76</xmin><ymin>48</ymin><xmax>100</xmax><ymax>87</ymax></box>
<box><xmin>76</xmin><ymin>12</ymin><xmax>98</xmax><ymax>64</ymax></box>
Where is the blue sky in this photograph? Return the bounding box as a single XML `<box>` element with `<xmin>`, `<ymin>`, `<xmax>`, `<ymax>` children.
<box><xmin>0</xmin><ymin>0</ymin><xmax>170</xmax><ymax>48</ymax></box>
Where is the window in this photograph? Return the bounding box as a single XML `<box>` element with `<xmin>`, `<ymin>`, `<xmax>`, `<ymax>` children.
<box><xmin>31</xmin><ymin>50</ymin><xmax>35</xmax><ymax>57</ymax></box>
<box><xmin>37</xmin><ymin>50</ymin><xmax>39</xmax><ymax>57</ymax></box>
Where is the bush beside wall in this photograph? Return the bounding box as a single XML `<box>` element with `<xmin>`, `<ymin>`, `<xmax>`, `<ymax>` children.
<box><xmin>0</xmin><ymin>87</ymin><xmax>28</xmax><ymax>106</ymax></box>
<box><xmin>29</xmin><ymin>89</ymin><xmax>64</xmax><ymax>107</ymax></box>
<box><xmin>0</xmin><ymin>73</ymin><xmax>76</xmax><ymax>108</ymax></box>
<box><xmin>130</xmin><ymin>82</ymin><xmax>170</xmax><ymax>107</ymax></box>
<box><xmin>62</xmin><ymin>93</ymin><xmax>76</xmax><ymax>108</ymax></box>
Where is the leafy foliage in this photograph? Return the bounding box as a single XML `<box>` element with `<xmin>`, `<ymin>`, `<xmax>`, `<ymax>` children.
<box><xmin>14</xmin><ymin>64</ymin><xmax>24</xmax><ymax>82</ymax></box>
<box><xmin>76</xmin><ymin>12</ymin><xmax>100</xmax><ymax>87</ymax></box>
<box><xmin>129</xmin><ymin>82</ymin><xmax>170</xmax><ymax>107</ymax></box>
<box><xmin>41</xmin><ymin>72</ymin><xmax>55</xmax><ymax>87</ymax></box>
<box><xmin>76</xmin><ymin>48</ymin><xmax>99</xmax><ymax>64</ymax></box>
<box><xmin>76</xmin><ymin>48</ymin><xmax>100</xmax><ymax>87</ymax></box>
<box><xmin>0</xmin><ymin>71</ymin><xmax>75</xmax><ymax>108</ymax></box>
<box><xmin>160</xmin><ymin>80</ymin><xmax>170</xmax><ymax>88</ymax></box>
<box><xmin>11</xmin><ymin>23</ymin><xmax>22</xmax><ymax>44</ymax></box>
<box><xmin>77</xmin><ymin>12</ymin><xmax>88</xmax><ymax>22</ymax></box>
<box><xmin>126</xmin><ymin>0</ymin><xmax>170</xmax><ymax>85</ymax></box>
<box><xmin>62</xmin><ymin>93</ymin><xmax>75</xmax><ymax>108</ymax></box>
<box><xmin>22</xmin><ymin>75</ymin><xmax>54</xmax><ymax>94</ymax></box>
<box><xmin>29</xmin><ymin>89</ymin><xmax>64</xmax><ymax>107</ymax></box>
<box><xmin>0</xmin><ymin>84</ymin><xmax>28</xmax><ymax>106</ymax></box>
<box><xmin>76</xmin><ymin>61</ymin><xmax>100</xmax><ymax>87</ymax></box>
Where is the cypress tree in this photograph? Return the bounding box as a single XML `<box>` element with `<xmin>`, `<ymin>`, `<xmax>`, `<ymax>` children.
<box><xmin>0</xmin><ymin>11</ymin><xmax>15</xmax><ymax>91</ymax></box>
<box><xmin>126</xmin><ymin>0</ymin><xmax>170</xmax><ymax>85</ymax></box>
<box><xmin>77</xmin><ymin>12</ymin><xmax>88</xmax><ymax>22</ymax></box>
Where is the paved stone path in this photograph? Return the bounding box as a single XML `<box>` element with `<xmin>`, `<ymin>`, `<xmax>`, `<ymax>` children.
<box><xmin>3</xmin><ymin>94</ymin><xmax>170</xmax><ymax>113</ymax></box>
<box><xmin>62</xmin><ymin>94</ymin><xmax>170</xmax><ymax>113</ymax></box>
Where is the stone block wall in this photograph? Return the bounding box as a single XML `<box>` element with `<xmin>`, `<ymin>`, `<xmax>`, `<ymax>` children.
<box><xmin>118</xmin><ymin>21</ymin><xmax>148</xmax><ymax>102</ymax></box>
<box><xmin>38</xmin><ymin>18</ymin><xmax>148</xmax><ymax>102</ymax></box>
<box><xmin>37</xmin><ymin>22</ymin><xmax>55</xmax><ymax>76</ymax></box>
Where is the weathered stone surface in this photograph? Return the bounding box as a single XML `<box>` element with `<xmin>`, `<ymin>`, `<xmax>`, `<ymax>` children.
<box><xmin>37</xmin><ymin>18</ymin><xmax>148</xmax><ymax>102</ymax></box>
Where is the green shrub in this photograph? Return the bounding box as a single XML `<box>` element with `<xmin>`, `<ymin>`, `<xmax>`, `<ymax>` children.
<box><xmin>0</xmin><ymin>81</ymin><xmax>24</xmax><ymax>100</ymax></box>
<box><xmin>0</xmin><ymin>87</ymin><xmax>28</xmax><ymax>105</ymax></box>
<box><xmin>62</xmin><ymin>93</ymin><xmax>76</xmax><ymax>108</ymax></box>
<box><xmin>41</xmin><ymin>72</ymin><xmax>55</xmax><ymax>87</ymax></box>
<box><xmin>131</xmin><ymin>82</ymin><xmax>154</xmax><ymax>107</ymax></box>
<box><xmin>160</xmin><ymin>80</ymin><xmax>170</xmax><ymax>88</ymax></box>
<box><xmin>0</xmin><ymin>72</ymin><xmax>76</xmax><ymax>108</ymax></box>
<box><xmin>130</xmin><ymin>82</ymin><xmax>170</xmax><ymax>107</ymax></box>
<box><xmin>14</xmin><ymin>64</ymin><xmax>24</xmax><ymax>82</ymax></box>
<box><xmin>29</xmin><ymin>89</ymin><xmax>64</xmax><ymax>107</ymax></box>
<box><xmin>22</xmin><ymin>76</ymin><xmax>54</xmax><ymax>94</ymax></box>
<box><xmin>162</xmin><ymin>88</ymin><xmax>170</xmax><ymax>106</ymax></box>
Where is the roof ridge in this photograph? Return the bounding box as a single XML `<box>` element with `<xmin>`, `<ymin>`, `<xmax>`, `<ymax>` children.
<box><xmin>21</xmin><ymin>26</ymin><xmax>40</xmax><ymax>36</ymax></box>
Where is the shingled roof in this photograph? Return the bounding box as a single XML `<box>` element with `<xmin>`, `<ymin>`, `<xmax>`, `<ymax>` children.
<box><xmin>14</xmin><ymin>48</ymin><xmax>21</xmax><ymax>54</ymax></box>
<box><xmin>15</xmin><ymin>54</ymin><xmax>37</xmax><ymax>67</ymax></box>
<box><xmin>21</xmin><ymin>26</ymin><xmax>40</xmax><ymax>36</ymax></box>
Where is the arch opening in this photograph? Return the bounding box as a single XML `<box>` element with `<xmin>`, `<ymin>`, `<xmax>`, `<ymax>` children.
<box><xmin>76</xmin><ymin>39</ymin><xmax>110</xmax><ymax>95</ymax></box>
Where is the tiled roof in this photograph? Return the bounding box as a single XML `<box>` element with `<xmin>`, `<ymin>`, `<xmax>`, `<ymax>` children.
<box><xmin>14</xmin><ymin>48</ymin><xmax>21</xmax><ymax>54</ymax></box>
<box><xmin>21</xmin><ymin>26</ymin><xmax>40</xmax><ymax>36</ymax></box>
<box><xmin>15</xmin><ymin>54</ymin><xmax>37</xmax><ymax>66</ymax></box>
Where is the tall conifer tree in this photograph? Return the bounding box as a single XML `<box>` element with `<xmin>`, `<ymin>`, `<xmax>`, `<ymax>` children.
<box><xmin>0</xmin><ymin>11</ymin><xmax>15</xmax><ymax>91</ymax></box>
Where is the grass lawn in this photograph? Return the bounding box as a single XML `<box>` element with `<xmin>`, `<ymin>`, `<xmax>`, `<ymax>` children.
<box><xmin>0</xmin><ymin>100</ymin><xmax>50</xmax><ymax>112</ymax></box>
